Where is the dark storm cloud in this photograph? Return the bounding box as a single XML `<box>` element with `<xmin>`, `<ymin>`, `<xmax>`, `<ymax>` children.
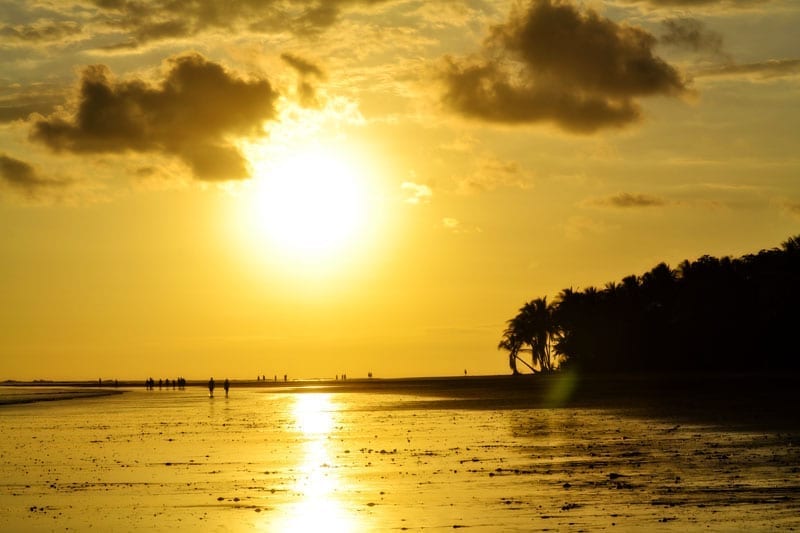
<box><xmin>90</xmin><ymin>0</ymin><xmax>391</xmax><ymax>46</ymax></box>
<box><xmin>441</xmin><ymin>0</ymin><xmax>688</xmax><ymax>133</ymax></box>
<box><xmin>0</xmin><ymin>153</ymin><xmax>69</xmax><ymax>197</ymax></box>
<box><xmin>660</xmin><ymin>18</ymin><xmax>726</xmax><ymax>57</ymax></box>
<box><xmin>591</xmin><ymin>192</ymin><xmax>668</xmax><ymax>208</ymax></box>
<box><xmin>30</xmin><ymin>53</ymin><xmax>279</xmax><ymax>181</ymax></box>
<box><xmin>697</xmin><ymin>59</ymin><xmax>800</xmax><ymax>79</ymax></box>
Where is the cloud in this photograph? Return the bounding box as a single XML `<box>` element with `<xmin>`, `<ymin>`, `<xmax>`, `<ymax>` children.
<box><xmin>588</xmin><ymin>192</ymin><xmax>668</xmax><ymax>208</ymax></box>
<box><xmin>442</xmin><ymin>217</ymin><xmax>463</xmax><ymax>233</ymax></box>
<box><xmin>30</xmin><ymin>53</ymin><xmax>280</xmax><ymax>181</ymax></box>
<box><xmin>441</xmin><ymin>0</ymin><xmax>688</xmax><ymax>133</ymax></box>
<box><xmin>659</xmin><ymin>18</ymin><xmax>727</xmax><ymax>58</ymax></box>
<box><xmin>89</xmin><ymin>0</ymin><xmax>393</xmax><ymax>47</ymax></box>
<box><xmin>281</xmin><ymin>53</ymin><xmax>325</xmax><ymax>79</ymax></box>
<box><xmin>456</xmin><ymin>155</ymin><xmax>533</xmax><ymax>193</ymax></box>
<box><xmin>401</xmin><ymin>181</ymin><xmax>432</xmax><ymax>204</ymax></box>
<box><xmin>441</xmin><ymin>217</ymin><xmax>481</xmax><ymax>234</ymax></box>
<box><xmin>281</xmin><ymin>53</ymin><xmax>326</xmax><ymax>109</ymax></box>
<box><xmin>0</xmin><ymin>19</ymin><xmax>83</xmax><ymax>43</ymax></box>
<box><xmin>0</xmin><ymin>82</ymin><xmax>64</xmax><ymax>123</ymax></box>
<box><xmin>620</xmin><ymin>0</ymin><xmax>768</xmax><ymax>6</ymax></box>
<box><xmin>0</xmin><ymin>153</ymin><xmax>70</xmax><ymax>198</ymax></box>
<box><xmin>695</xmin><ymin>59</ymin><xmax>800</xmax><ymax>80</ymax></box>
<box><xmin>442</xmin><ymin>217</ymin><xmax>461</xmax><ymax>230</ymax></box>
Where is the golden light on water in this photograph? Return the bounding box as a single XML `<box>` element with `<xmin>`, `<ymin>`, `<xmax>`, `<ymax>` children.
<box><xmin>269</xmin><ymin>394</ymin><xmax>356</xmax><ymax>532</ymax></box>
<box><xmin>293</xmin><ymin>393</ymin><xmax>335</xmax><ymax>435</ymax></box>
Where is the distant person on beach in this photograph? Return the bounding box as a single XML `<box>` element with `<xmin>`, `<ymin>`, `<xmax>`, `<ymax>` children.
<box><xmin>284</xmin><ymin>374</ymin><xmax>287</xmax><ymax>382</ymax></box>
<box><xmin>208</xmin><ymin>377</ymin><xmax>215</xmax><ymax>398</ymax></box>
<box><xmin>224</xmin><ymin>379</ymin><xmax>230</xmax><ymax>397</ymax></box>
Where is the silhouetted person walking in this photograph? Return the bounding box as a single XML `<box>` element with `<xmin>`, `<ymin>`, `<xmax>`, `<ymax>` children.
<box><xmin>208</xmin><ymin>377</ymin><xmax>215</xmax><ymax>398</ymax></box>
<box><xmin>224</xmin><ymin>379</ymin><xmax>230</xmax><ymax>397</ymax></box>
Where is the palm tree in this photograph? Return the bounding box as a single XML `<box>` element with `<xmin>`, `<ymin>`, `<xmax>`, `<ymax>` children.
<box><xmin>499</xmin><ymin>297</ymin><xmax>557</xmax><ymax>373</ymax></box>
<box><xmin>498</xmin><ymin>329</ymin><xmax>523</xmax><ymax>374</ymax></box>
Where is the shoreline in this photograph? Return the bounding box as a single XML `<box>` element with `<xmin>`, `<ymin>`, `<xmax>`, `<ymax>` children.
<box><xmin>0</xmin><ymin>387</ymin><xmax>123</xmax><ymax>406</ymax></box>
<box><xmin>2</xmin><ymin>372</ymin><xmax>798</xmax><ymax>430</ymax></box>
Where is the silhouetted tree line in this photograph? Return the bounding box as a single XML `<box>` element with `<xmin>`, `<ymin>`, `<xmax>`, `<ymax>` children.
<box><xmin>500</xmin><ymin>236</ymin><xmax>800</xmax><ymax>373</ymax></box>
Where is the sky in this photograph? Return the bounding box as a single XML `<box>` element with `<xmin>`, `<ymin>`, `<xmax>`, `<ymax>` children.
<box><xmin>1</xmin><ymin>0</ymin><xmax>798</xmax><ymax>381</ymax></box>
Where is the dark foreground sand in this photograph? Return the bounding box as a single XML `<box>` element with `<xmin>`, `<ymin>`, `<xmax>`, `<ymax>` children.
<box><xmin>1</xmin><ymin>374</ymin><xmax>798</xmax><ymax>531</ymax></box>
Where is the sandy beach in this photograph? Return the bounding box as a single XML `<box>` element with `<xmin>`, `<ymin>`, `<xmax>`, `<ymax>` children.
<box><xmin>1</xmin><ymin>375</ymin><xmax>799</xmax><ymax>531</ymax></box>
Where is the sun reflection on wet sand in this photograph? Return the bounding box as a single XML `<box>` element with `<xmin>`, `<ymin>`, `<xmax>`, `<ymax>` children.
<box><xmin>1</xmin><ymin>387</ymin><xmax>798</xmax><ymax>531</ymax></box>
<box><xmin>267</xmin><ymin>394</ymin><xmax>357</xmax><ymax>532</ymax></box>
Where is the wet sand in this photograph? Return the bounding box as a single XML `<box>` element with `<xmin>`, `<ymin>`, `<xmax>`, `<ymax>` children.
<box><xmin>0</xmin><ymin>386</ymin><xmax>122</xmax><ymax>405</ymax></box>
<box><xmin>1</xmin><ymin>375</ymin><xmax>798</xmax><ymax>531</ymax></box>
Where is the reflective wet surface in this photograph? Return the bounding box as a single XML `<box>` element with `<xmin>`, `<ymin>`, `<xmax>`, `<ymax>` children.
<box><xmin>1</xmin><ymin>387</ymin><xmax>799</xmax><ymax>531</ymax></box>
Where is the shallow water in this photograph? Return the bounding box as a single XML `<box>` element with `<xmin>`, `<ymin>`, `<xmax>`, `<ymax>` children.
<box><xmin>1</xmin><ymin>387</ymin><xmax>798</xmax><ymax>531</ymax></box>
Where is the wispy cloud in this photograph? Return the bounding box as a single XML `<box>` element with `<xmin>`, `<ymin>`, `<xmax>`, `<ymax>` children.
<box><xmin>659</xmin><ymin>17</ymin><xmax>728</xmax><ymax>60</ymax></box>
<box><xmin>587</xmin><ymin>192</ymin><xmax>668</xmax><ymax>208</ymax></box>
<box><xmin>401</xmin><ymin>181</ymin><xmax>432</xmax><ymax>204</ymax></box>
<box><xmin>0</xmin><ymin>19</ymin><xmax>83</xmax><ymax>44</ymax></box>
<box><xmin>695</xmin><ymin>59</ymin><xmax>800</xmax><ymax>80</ymax></box>
<box><xmin>0</xmin><ymin>82</ymin><xmax>64</xmax><ymax>123</ymax></box>
<box><xmin>441</xmin><ymin>217</ymin><xmax>481</xmax><ymax>234</ymax></box>
<box><xmin>281</xmin><ymin>53</ymin><xmax>326</xmax><ymax>109</ymax></box>
<box><xmin>86</xmin><ymin>0</ymin><xmax>394</xmax><ymax>48</ymax></box>
<box><xmin>0</xmin><ymin>153</ymin><xmax>70</xmax><ymax>199</ymax></box>
<box><xmin>618</xmin><ymin>0</ymin><xmax>769</xmax><ymax>7</ymax></box>
<box><xmin>456</xmin><ymin>155</ymin><xmax>533</xmax><ymax>194</ymax></box>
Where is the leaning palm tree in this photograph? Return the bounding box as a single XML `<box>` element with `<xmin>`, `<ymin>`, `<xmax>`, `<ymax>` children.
<box><xmin>499</xmin><ymin>297</ymin><xmax>557</xmax><ymax>373</ymax></box>
<box><xmin>498</xmin><ymin>330</ymin><xmax>522</xmax><ymax>375</ymax></box>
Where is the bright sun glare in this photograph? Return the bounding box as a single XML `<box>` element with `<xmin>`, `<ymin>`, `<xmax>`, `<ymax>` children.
<box><xmin>249</xmin><ymin>146</ymin><xmax>367</xmax><ymax>260</ymax></box>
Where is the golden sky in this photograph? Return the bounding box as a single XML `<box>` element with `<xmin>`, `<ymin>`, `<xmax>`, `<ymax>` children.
<box><xmin>1</xmin><ymin>0</ymin><xmax>798</xmax><ymax>380</ymax></box>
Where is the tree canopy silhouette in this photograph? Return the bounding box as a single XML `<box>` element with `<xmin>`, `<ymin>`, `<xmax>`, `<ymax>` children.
<box><xmin>500</xmin><ymin>235</ymin><xmax>800</xmax><ymax>373</ymax></box>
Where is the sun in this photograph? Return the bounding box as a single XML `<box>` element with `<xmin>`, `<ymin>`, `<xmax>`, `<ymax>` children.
<box><xmin>245</xmin><ymin>144</ymin><xmax>370</xmax><ymax>263</ymax></box>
